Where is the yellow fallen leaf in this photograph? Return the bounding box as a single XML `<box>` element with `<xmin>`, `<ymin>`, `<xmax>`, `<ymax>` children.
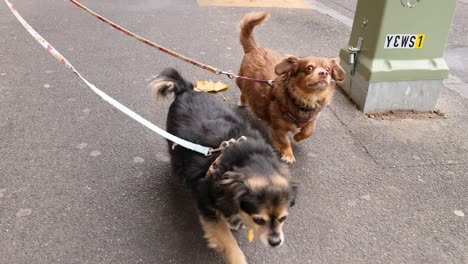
<box><xmin>195</xmin><ymin>80</ymin><xmax>229</xmax><ymax>93</ymax></box>
<box><xmin>248</xmin><ymin>228</ymin><xmax>254</xmax><ymax>243</ymax></box>
<box><xmin>213</xmin><ymin>81</ymin><xmax>229</xmax><ymax>92</ymax></box>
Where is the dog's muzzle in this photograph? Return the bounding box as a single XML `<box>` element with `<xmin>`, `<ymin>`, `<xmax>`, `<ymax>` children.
<box><xmin>268</xmin><ymin>237</ymin><xmax>282</xmax><ymax>247</ymax></box>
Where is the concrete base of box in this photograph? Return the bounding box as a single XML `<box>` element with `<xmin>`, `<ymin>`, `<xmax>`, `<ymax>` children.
<box><xmin>339</xmin><ymin>63</ymin><xmax>442</xmax><ymax>113</ymax></box>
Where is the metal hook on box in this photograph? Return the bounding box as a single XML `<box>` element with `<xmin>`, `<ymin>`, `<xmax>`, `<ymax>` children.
<box><xmin>348</xmin><ymin>37</ymin><xmax>363</xmax><ymax>76</ymax></box>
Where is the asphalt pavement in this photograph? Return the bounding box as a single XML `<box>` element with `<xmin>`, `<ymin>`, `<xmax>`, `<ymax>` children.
<box><xmin>1</xmin><ymin>1</ymin><xmax>467</xmax><ymax>264</ymax></box>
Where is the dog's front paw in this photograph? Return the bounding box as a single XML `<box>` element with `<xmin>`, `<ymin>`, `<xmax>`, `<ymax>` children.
<box><xmin>293</xmin><ymin>133</ymin><xmax>306</xmax><ymax>142</ymax></box>
<box><xmin>226</xmin><ymin>249</ymin><xmax>247</xmax><ymax>264</ymax></box>
<box><xmin>281</xmin><ymin>152</ymin><xmax>296</xmax><ymax>164</ymax></box>
<box><xmin>294</xmin><ymin>130</ymin><xmax>314</xmax><ymax>142</ymax></box>
<box><xmin>238</xmin><ymin>95</ymin><xmax>247</xmax><ymax>107</ymax></box>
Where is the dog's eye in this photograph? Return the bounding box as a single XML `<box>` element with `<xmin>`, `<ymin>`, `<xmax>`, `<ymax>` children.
<box><xmin>253</xmin><ymin>217</ymin><xmax>266</xmax><ymax>226</ymax></box>
<box><xmin>305</xmin><ymin>65</ymin><xmax>314</xmax><ymax>72</ymax></box>
<box><xmin>325</xmin><ymin>66</ymin><xmax>331</xmax><ymax>72</ymax></box>
<box><xmin>278</xmin><ymin>216</ymin><xmax>287</xmax><ymax>223</ymax></box>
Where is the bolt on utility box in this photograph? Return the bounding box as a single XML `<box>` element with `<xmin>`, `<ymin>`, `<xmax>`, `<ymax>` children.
<box><xmin>339</xmin><ymin>0</ymin><xmax>457</xmax><ymax>113</ymax></box>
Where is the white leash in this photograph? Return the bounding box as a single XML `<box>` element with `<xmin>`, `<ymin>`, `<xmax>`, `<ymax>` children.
<box><xmin>5</xmin><ymin>0</ymin><xmax>212</xmax><ymax>156</ymax></box>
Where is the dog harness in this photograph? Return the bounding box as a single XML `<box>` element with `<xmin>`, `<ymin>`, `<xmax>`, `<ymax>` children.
<box><xmin>280</xmin><ymin>90</ymin><xmax>324</xmax><ymax>128</ymax></box>
<box><xmin>206</xmin><ymin>154</ymin><xmax>223</xmax><ymax>178</ymax></box>
<box><xmin>280</xmin><ymin>104</ymin><xmax>318</xmax><ymax>128</ymax></box>
<box><xmin>204</xmin><ymin>136</ymin><xmax>248</xmax><ymax>177</ymax></box>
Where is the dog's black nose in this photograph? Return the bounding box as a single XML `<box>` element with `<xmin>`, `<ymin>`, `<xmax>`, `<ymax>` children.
<box><xmin>268</xmin><ymin>238</ymin><xmax>282</xmax><ymax>247</ymax></box>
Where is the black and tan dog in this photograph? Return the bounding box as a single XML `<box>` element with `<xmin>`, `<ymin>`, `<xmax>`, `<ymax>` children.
<box><xmin>150</xmin><ymin>68</ymin><xmax>298</xmax><ymax>264</ymax></box>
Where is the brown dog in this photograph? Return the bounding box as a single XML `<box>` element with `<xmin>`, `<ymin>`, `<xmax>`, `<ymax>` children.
<box><xmin>236</xmin><ymin>11</ymin><xmax>346</xmax><ymax>163</ymax></box>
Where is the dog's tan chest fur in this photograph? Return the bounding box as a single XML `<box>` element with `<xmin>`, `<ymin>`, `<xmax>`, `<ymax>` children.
<box><xmin>288</xmin><ymin>84</ymin><xmax>335</xmax><ymax>109</ymax></box>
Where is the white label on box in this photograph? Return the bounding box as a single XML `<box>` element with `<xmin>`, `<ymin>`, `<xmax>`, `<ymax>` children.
<box><xmin>384</xmin><ymin>34</ymin><xmax>425</xmax><ymax>49</ymax></box>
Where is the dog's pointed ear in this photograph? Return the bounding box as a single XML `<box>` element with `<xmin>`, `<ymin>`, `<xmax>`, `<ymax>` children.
<box><xmin>215</xmin><ymin>171</ymin><xmax>248</xmax><ymax>218</ymax></box>
<box><xmin>329</xmin><ymin>58</ymin><xmax>346</xmax><ymax>82</ymax></box>
<box><xmin>275</xmin><ymin>56</ymin><xmax>299</xmax><ymax>76</ymax></box>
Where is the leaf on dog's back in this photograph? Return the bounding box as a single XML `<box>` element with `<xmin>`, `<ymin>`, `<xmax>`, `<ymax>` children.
<box><xmin>195</xmin><ymin>80</ymin><xmax>229</xmax><ymax>92</ymax></box>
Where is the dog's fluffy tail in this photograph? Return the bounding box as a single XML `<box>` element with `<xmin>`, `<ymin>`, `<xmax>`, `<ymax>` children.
<box><xmin>149</xmin><ymin>68</ymin><xmax>193</xmax><ymax>100</ymax></box>
<box><xmin>239</xmin><ymin>11</ymin><xmax>270</xmax><ymax>53</ymax></box>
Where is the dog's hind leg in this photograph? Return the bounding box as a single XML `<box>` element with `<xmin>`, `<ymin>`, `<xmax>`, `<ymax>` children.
<box><xmin>199</xmin><ymin>215</ymin><xmax>247</xmax><ymax>264</ymax></box>
<box><xmin>238</xmin><ymin>93</ymin><xmax>247</xmax><ymax>107</ymax></box>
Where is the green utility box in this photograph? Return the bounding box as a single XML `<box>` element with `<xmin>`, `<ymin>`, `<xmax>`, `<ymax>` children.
<box><xmin>339</xmin><ymin>0</ymin><xmax>457</xmax><ymax>113</ymax></box>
